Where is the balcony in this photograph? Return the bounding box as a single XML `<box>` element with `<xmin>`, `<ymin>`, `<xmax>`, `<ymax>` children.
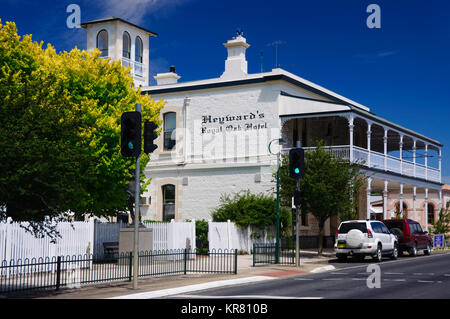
<box><xmin>122</xmin><ymin>57</ymin><xmax>146</xmax><ymax>78</ymax></box>
<box><xmin>284</xmin><ymin>145</ymin><xmax>441</xmax><ymax>183</ymax></box>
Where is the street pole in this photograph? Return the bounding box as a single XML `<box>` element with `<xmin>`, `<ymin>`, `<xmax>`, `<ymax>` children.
<box><xmin>295</xmin><ymin>179</ymin><xmax>300</xmax><ymax>267</ymax></box>
<box><xmin>268</xmin><ymin>138</ymin><xmax>285</xmax><ymax>264</ymax></box>
<box><xmin>275</xmin><ymin>152</ymin><xmax>280</xmax><ymax>264</ymax></box>
<box><xmin>132</xmin><ymin>102</ymin><xmax>141</xmax><ymax>290</ymax></box>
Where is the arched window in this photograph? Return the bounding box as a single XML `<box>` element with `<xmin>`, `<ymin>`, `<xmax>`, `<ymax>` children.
<box><xmin>122</xmin><ymin>31</ymin><xmax>131</xmax><ymax>59</ymax></box>
<box><xmin>428</xmin><ymin>203</ymin><xmax>435</xmax><ymax>224</ymax></box>
<box><xmin>163</xmin><ymin>112</ymin><xmax>176</xmax><ymax>150</ymax></box>
<box><xmin>394</xmin><ymin>201</ymin><xmax>408</xmax><ymax>218</ymax></box>
<box><xmin>135</xmin><ymin>36</ymin><xmax>143</xmax><ymax>63</ymax></box>
<box><xmin>162</xmin><ymin>184</ymin><xmax>175</xmax><ymax>221</ymax></box>
<box><xmin>97</xmin><ymin>30</ymin><xmax>108</xmax><ymax>57</ymax></box>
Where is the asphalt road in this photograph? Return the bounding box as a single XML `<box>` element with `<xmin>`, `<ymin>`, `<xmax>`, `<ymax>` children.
<box><xmin>170</xmin><ymin>251</ymin><xmax>450</xmax><ymax>299</ymax></box>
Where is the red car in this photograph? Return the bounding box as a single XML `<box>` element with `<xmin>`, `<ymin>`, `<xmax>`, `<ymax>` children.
<box><xmin>381</xmin><ymin>219</ymin><xmax>432</xmax><ymax>256</ymax></box>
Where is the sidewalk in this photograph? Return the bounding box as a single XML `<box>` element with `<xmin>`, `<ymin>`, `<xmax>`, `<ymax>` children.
<box><xmin>6</xmin><ymin>249</ymin><xmax>336</xmax><ymax>299</ymax></box>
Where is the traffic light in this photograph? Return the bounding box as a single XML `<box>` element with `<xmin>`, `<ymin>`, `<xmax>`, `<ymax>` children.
<box><xmin>144</xmin><ymin>121</ymin><xmax>158</xmax><ymax>154</ymax></box>
<box><xmin>289</xmin><ymin>147</ymin><xmax>305</xmax><ymax>179</ymax></box>
<box><xmin>121</xmin><ymin>111</ymin><xmax>141</xmax><ymax>157</ymax></box>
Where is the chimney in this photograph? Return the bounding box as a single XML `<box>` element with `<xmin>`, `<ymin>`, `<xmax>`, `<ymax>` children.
<box><xmin>220</xmin><ymin>30</ymin><xmax>250</xmax><ymax>80</ymax></box>
<box><xmin>154</xmin><ymin>66</ymin><xmax>180</xmax><ymax>85</ymax></box>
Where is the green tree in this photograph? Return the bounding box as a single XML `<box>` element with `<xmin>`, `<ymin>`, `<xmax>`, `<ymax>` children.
<box><xmin>0</xmin><ymin>20</ymin><xmax>165</xmax><ymax>238</ymax></box>
<box><xmin>430</xmin><ymin>201</ymin><xmax>450</xmax><ymax>242</ymax></box>
<box><xmin>277</xmin><ymin>144</ymin><xmax>365</xmax><ymax>254</ymax></box>
<box><xmin>211</xmin><ymin>190</ymin><xmax>291</xmax><ymax>236</ymax></box>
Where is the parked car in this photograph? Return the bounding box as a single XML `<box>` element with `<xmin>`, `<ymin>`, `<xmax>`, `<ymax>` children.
<box><xmin>335</xmin><ymin>220</ymin><xmax>398</xmax><ymax>262</ymax></box>
<box><xmin>381</xmin><ymin>219</ymin><xmax>432</xmax><ymax>256</ymax></box>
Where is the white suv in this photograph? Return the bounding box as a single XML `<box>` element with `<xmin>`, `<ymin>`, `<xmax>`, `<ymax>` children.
<box><xmin>334</xmin><ymin>220</ymin><xmax>398</xmax><ymax>262</ymax></box>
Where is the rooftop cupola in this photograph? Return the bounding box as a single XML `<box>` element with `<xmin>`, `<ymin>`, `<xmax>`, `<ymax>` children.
<box><xmin>220</xmin><ymin>29</ymin><xmax>250</xmax><ymax>80</ymax></box>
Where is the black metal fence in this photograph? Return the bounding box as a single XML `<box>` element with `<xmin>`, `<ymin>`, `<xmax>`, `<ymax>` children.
<box><xmin>252</xmin><ymin>243</ymin><xmax>295</xmax><ymax>266</ymax></box>
<box><xmin>0</xmin><ymin>249</ymin><xmax>237</xmax><ymax>293</ymax></box>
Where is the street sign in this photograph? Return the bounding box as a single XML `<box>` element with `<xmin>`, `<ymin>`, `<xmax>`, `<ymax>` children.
<box><xmin>433</xmin><ymin>234</ymin><xmax>445</xmax><ymax>248</ymax></box>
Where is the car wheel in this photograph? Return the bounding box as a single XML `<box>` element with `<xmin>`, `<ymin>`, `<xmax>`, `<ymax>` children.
<box><xmin>424</xmin><ymin>243</ymin><xmax>431</xmax><ymax>255</ymax></box>
<box><xmin>410</xmin><ymin>243</ymin><xmax>418</xmax><ymax>257</ymax></box>
<box><xmin>390</xmin><ymin>244</ymin><xmax>398</xmax><ymax>260</ymax></box>
<box><xmin>373</xmin><ymin>245</ymin><xmax>382</xmax><ymax>262</ymax></box>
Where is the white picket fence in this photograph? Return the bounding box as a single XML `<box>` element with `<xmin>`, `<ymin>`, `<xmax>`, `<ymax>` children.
<box><xmin>208</xmin><ymin>220</ymin><xmax>275</xmax><ymax>253</ymax></box>
<box><xmin>92</xmin><ymin>220</ymin><xmax>196</xmax><ymax>260</ymax></box>
<box><xmin>0</xmin><ymin>219</ymin><xmax>95</xmax><ymax>275</ymax></box>
<box><xmin>143</xmin><ymin>220</ymin><xmax>196</xmax><ymax>252</ymax></box>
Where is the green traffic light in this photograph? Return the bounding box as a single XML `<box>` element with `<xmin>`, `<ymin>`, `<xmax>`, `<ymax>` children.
<box><xmin>295</xmin><ymin>168</ymin><xmax>300</xmax><ymax>174</ymax></box>
<box><xmin>128</xmin><ymin>142</ymin><xmax>134</xmax><ymax>150</ymax></box>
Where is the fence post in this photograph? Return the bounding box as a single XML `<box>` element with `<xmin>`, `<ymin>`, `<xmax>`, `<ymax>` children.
<box><xmin>252</xmin><ymin>243</ymin><xmax>255</xmax><ymax>267</ymax></box>
<box><xmin>234</xmin><ymin>249</ymin><xmax>238</xmax><ymax>274</ymax></box>
<box><xmin>128</xmin><ymin>252</ymin><xmax>133</xmax><ymax>282</ymax></box>
<box><xmin>227</xmin><ymin>219</ymin><xmax>232</xmax><ymax>250</ymax></box>
<box><xmin>183</xmin><ymin>249</ymin><xmax>188</xmax><ymax>275</ymax></box>
<box><xmin>56</xmin><ymin>256</ymin><xmax>61</xmax><ymax>290</ymax></box>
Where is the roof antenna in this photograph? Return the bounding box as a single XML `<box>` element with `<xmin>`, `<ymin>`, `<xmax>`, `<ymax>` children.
<box><xmin>267</xmin><ymin>40</ymin><xmax>284</xmax><ymax>68</ymax></box>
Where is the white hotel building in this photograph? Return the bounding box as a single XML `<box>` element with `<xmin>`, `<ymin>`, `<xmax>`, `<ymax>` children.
<box><xmin>81</xmin><ymin>18</ymin><xmax>444</xmax><ymax>237</ymax></box>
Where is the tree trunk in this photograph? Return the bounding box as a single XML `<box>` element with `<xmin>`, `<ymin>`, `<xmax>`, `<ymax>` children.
<box><xmin>318</xmin><ymin>224</ymin><xmax>324</xmax><ymax>255</ymax></box>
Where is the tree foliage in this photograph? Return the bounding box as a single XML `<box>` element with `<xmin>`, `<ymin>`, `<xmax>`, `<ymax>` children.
<box><xmin>430</xmin><ymin>200</ymin><xmax>450</xmax><ymax>241</ymax></box>
<box><xmin>277</xmin><ymin>144</ymin><xmax>365</xmax><ymax>254</ymax></box>
<box><xmin>0</xmin><ymin>20</ymin><xmax>164</xmax><ymax>236</ymax></box>
<box><xmin>211</xmin><ymin>190</ymin><xmax>291</xmax><ymax>235</ymax></box>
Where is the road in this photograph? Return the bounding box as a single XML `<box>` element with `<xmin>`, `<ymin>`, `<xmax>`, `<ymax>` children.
<box><xmin>170</xmin><ymin>252</ymin><xmax>450</xmax><ymax>299</ymax></box>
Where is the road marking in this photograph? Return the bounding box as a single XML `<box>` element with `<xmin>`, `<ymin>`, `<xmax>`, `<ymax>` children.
<box><xmin>385</xmin><ymin>272</ymin><xmax>404</xmax><ymax>275</ymax></box>
<box><xmin>383</xmin><ymin>279</ymin><xmax>406</xmax><ymax>282</ymax></box>
<box><xmin>351</xmin><ymin>278</ymin><xmax>366</xmax><ymax>281</ymax></box>
<box><xmin>310</xmin><ymin>265</ymin><xmax>336</xmax><ymax>273</ymax></box>
<box><xmin>109</xmin><ymin>276</ymin><xmax>276</xmax><ymax>299</ymax></box>
<box><xmin>413</xmin><ymin>273</ymin><xmax>434</xmax><ymax>276</ymax></box>
<box><xmin>172</xmin><ymin>294</ymin><xmax>323</xmax><ymax>299</ymax></box>
<box><xmin>294</xmin><ymin>278</ymin><xmax>314</xmax><ymax>281</ymax></box>
<box><xmin>417</xmin><ymin>280</ymin><xmax>434</xmax><ymax>283</ymax></box>
<box><xmin>322</xmin><ymin>278</ymin><xmax>343</xmax><ymax>281</ymax></box>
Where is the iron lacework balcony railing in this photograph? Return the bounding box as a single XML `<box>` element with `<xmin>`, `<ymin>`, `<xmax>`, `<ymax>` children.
<box><xmin>282</xmin><ymin>145</ymin><xmax>441</xmax><ymax>183</ymax></box>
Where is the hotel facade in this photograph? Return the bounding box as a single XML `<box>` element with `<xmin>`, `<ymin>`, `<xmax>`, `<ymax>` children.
<box><xmin>81</xmin><ymin>18</ymin><xmax>445</xmax><ymax>237</ymax></box>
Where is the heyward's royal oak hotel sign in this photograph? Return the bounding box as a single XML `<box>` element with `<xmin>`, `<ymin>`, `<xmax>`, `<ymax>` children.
<box><xmin>201</xmin><ymin>110</ymin><xmax>268</xmax><ymax>134</ymax></box>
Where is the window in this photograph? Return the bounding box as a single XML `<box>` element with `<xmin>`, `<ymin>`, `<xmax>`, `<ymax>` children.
<box><xmin>427</xmin><ymin>203</ymin><xmax>435</xmax><ymax>224</ymax></box>
<box><xmin>123</xmin><ymin>31</ymin><xmax>131</xmax><ymax>59</ymax></box>
<box><xmin>97</xmin><ymin>30</ymin><xmax>108</xmax><ymax>57</ymax></box>
<box><xmin>370</xmin><ymin>222</ymin><xmax>383</xmax><ymax>233</ymax></box>
<box><xmin>338</xmin><ymin>222</ymin><xmax>367</xmax><ymax>234</ymax></box>
<box><xmin>135</xmin><ymin>36</ymin><xmax>143</xmax><ymax>63</ymax></box>
<box><xmin>163</xmin><ymin>112</ymin><xmax>176</xmax><ymax>150</ymax></box>
<box><xmin>162</xmin><ymin>184</ymin><xmax>175</xmax><ymax>221</ymax></box>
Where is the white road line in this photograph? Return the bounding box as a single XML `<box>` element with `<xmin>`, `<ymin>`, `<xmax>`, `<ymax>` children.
<box><xmin>322</xmin><ymin>278</ymin><xmax>343</xmax><ymax>281</ymax></box>
<box><xmin>173</xmin><ymin>294</ymin><xmax>323</xmax><ymax>299</ymax></box>
<box><xmin>108</xmin><ymin>276</ymin><xmax>276</xmax><ymax>299</ymax></box>
<box><xmin>383</xmin><ymin>279</ymin><xmax>406</xmax><ymax>282</ymax></box>
<box><xmin>385</xmin><ymin>272</ymin><xmax>404</xmax><ymax>275</ymax></box>
<box><xmin>417</xmin><ymin>280</ymin><xmax>434</xmax><ymax>283</ymax></box>
<box><xmin>351</xmin><ymin>278</ymin><xmax>366</xmax><ymax>281</ymax></box>
<box><xmin>413</xmin><ymin>273</ymin><xmax>434</xmax><ymax>276</ymax></box>
<box><xmin>294</xmin><ymin>278</ymin><xmax>314</xmax><ymax>281</ymax></box>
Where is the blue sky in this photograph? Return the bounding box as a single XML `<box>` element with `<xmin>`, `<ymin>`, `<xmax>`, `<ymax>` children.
<box><xmin>2</xmin><ymin>0</ymin><xmax>450</xmax><ymax>182</ymax></box>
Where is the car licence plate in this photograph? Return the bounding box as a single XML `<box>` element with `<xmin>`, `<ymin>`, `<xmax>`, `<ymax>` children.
<box><xmin>337</xmin><ymin>240</ymin><xmax>346</xmax><ymax>249</ymax></box>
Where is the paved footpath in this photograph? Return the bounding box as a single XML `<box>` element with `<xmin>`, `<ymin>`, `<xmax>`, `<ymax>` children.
<box><xmin>4</xmin><ymin>250</ymin><xmax>335</xmax><ymax>299</ymax></box>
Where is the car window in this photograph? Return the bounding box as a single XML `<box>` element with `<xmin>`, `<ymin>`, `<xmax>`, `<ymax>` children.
<box><xmin>338</xmin><ymin>222</ymin><xmax>367</xmax><ymax>234</ymax></box>
<box><xmin>409</xmin><ymin>223</ymin><xmax>420</xmax><ymax>234</ymax></box>
<box><xmin>370</xmin><ymin>222</ymin><xmax>382</xmax><ymax>233</ymax></box>
<box><xmin>380</xmin><ymin>224</ymin><xmax>390</xmax><ymax>234</ymax></box>
<box><xmin>416</xmin><ymin>224</ymin><xmax>423</xmax><ymax>233</ymax></box>
<box><xmin>383</xmin><ymin>221</ymin><xmax>404</xmax><ymax>230</ymax></box>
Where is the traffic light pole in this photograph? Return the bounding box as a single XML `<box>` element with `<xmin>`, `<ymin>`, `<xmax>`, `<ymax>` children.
<box><xmin>295</xmin><ymin>179</ymin><xmax>300</xmax><ymax>267</ymax></box>
<box><xmin>132</xmin><ymin>103</ymin><xmax>141</xmax><ymax>290</ymax></box>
